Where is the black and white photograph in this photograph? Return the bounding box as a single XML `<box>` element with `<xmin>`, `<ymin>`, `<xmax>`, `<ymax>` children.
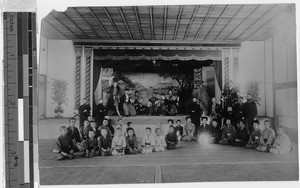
<box><xmin>2</xmin><ymin>0</ymin><xmax>299</xmax><ymax>187</ymax></box>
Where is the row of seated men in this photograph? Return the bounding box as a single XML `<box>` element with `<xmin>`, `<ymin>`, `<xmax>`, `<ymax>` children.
<box><xmin>55</xmin><ymin>115</ymin><xmax>292</xmax><ymax>160</ymax></box>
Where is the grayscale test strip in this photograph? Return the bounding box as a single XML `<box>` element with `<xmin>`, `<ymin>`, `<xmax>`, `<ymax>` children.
<box><xmin>3</xmin><ymin>12</ymin><xmax>37</xmax><ymax>188</ymax></box>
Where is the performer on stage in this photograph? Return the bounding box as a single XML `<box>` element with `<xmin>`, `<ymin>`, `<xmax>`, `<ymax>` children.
<box><xmin>148</xmin><ymin>92</ymin><xmax>159</xmax><ymax>115</ymax></box>
<box><xmin>93</xmin><ymin>99</ymin><xmax>106</xmax><ymax>127</ymax></box>
<box><xmin>120</xmin><ymin>88</ymin><xmax>137</xmax><ymax>116</ymax></box>
<box><xmin>133</xmin><ymin>90</ymin><xmax>146</xmax><ymax>115</ymax></box>
<box><xmin>165</xmin><ymin>90</ymin><xmax>179</xmax><ymax>116</ymax></box>
<box><xmin>107</xmin><ymin>81</ymin><xmax>122</xmax><ymax>117</ymax></box>
<box><xmin>78</xmin><ymin>98</ymin><xmax>91</xmax><ymax>128</ymax></box>
<box><xmin>193</xmin><ymin>82</ymin><xmax>210</xmax><ymax>116</ymax></box>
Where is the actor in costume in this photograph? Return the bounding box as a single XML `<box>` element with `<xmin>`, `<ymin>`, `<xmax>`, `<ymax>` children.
<box><xmin>107</xmin><ymin>81</ymin><xmax>122</xmax><ymax>117</ymax></box>
<box><xmin>120</xmin><ymin>88</ymin><xmax>137</xmax><ymax>116</ymax></box>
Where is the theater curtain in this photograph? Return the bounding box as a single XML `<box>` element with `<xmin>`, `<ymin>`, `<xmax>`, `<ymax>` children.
<box><xmin>214</xmin><ymin>61</ymin><xmax>222</xmax><ymax>90</ymax></box>
<box><xmin>93</xmin><ymin>61</ymin><xmax>102</xmax><ymax>108</ymax></box>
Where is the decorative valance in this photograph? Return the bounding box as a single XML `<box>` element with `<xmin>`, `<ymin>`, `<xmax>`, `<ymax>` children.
<box><xmin>94</xmin><ymin>49</ymin><xmax>222</xmax><ymax>61</ymax></box>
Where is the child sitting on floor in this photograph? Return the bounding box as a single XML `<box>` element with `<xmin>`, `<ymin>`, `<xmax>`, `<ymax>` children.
<box><xmin>174</xmin><ymin>120</ymin><xmax>184</xmax><ymax>141</ymax></box>
<box><xmin>246</xmin><ymin>120</ymin><xmax>261</xmax><ymax>149</ymax></box>
<box><xmin>125</xmin><ymin>128</ymin><xmax>139</xmax><ymax>154</ymax></box>
<box><xmin>141</xmin><ymin>127</ymin><xmax>155</xmax><ymax>154</ymax></box>
<box><xmin>211</xmin><ymin>118</ymin><xmax>221</xmax><ymax>144</ymax></box>
<box><xmin>80</xmin><ymin>120</ymin><xmax>91</xmax><ymax>140</ymax></box>
<box><xmin>84</xmin><ymin>130</ymin><xmax>98</xmax><ymax>158</ymax></box>
<box><xmin>90</xmin><ymin>121</ymin><xmax>100</xmax><ymax>139</ymax></box>
<box><xmin>98</xmin><ymin>127</ymin><xmax>112</xmax><ymax>156</ymax></box>
<box><xmin>256</xmin><ymin>120</ymin><xmax>275</xmax><ymax>152</ymax></box>
<box><xmin>165</xmin><ymin>125</ymin><xmax>178</xmax><ymax>150</ymax></box>
<box><xmin>56</xmin><ymin>126</ymin><xmax>76</xmax><ymax>160</ymax></box>
<box><xmin>154</xmin><ymin>128</ymin><xmax>167</xmax><ymax>152</ymax></box>
<box><xmin>111</xmin><ymin>127</ymin><xmax>126</xmax><ymax>156</ymax></box>
<box><xmin>269</xmin><ymin>126</ymin><xmax>292</xmax><ymax>155</ymax></box>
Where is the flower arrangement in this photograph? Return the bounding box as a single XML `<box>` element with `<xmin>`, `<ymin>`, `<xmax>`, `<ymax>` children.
<box><xmin>51</xmin><ymin>79</ymin><xmax>68</xmax><ymax>117</ymax></box>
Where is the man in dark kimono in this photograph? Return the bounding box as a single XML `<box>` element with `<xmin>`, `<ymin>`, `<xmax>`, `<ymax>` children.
<box><xmin>190</xmin><ymin>97</ymin><xmax>201</xmax><ymax>138</ymax></box>
<box><xmin>67</xmin><ymin>117</ymin><xmax>81</xmax><ymax>144</ymax></box>
<box><xmin>78</xmin><ymin>98</ymin><xmax>91</xmax><ymax>128</ymax></box>
<box><xmin>223</xmin><ymin>106</ymin><xmax>237</xmax><ymax>130</ymax></box>
<box><xmin>233</xmin><ymin>96</ymin><xmax>245</xmax><ymax>122</ymax></box>
<box><xmin>93</xmin><ymin>99</ymin><xmax>106</xmax><ymax>127</ymax></box>
<box><xmin>233</xmin><ymin>119</ymin><xmax>250</xmax><ymax>147</ymax></box>
<box><xmin>243</xmin><ymin>94</ymin><xmax>258</xmax><ymax>133</ymax></box>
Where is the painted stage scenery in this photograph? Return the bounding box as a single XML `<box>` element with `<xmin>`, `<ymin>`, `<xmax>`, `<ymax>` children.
<box><xmin>38</xmin><ymin>3</ymin><xmax>298</xmax><ymax>185</ymax></box>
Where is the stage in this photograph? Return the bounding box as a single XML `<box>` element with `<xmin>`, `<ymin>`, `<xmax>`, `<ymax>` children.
<box><xmin>38</xmin><ymin>139</ymin><xmax>298</xmax><ymax>185</ymax></box>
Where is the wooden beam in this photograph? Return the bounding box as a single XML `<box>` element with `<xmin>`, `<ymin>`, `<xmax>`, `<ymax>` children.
<box><xmin>133</xmin><ymin>6</ymin><xmax>144</xmax><ymax>40</ymax></box>
<box><xmin>89</xmin><ymin>7</ymin><xmax>112</xmax><ymax>40</ymax></box>
<box><xmin>162</xmin><ymin>5</ymin><xmax>168</xmax><ymax>40</ymax></box>
<box><xmin>62</xmin><ymin>12</ymin><xmax>90</xmax><ymax>39</ymax></box>
<box><xmin>73</xmin><ymin>7</ymin><xmax>101</xmax><ymax>39</ymax></box>
<box><xmin>173</xmin><ymin>5</ymin><xmax>184</xmax><ymax>40</ymax></box>
<box><xmin>149</xmin><ymin>6</ymin><xmax>155</xmax><ymax>40</ymax></box>
<box><xmin>49</xmin><ymin>13</ymin><xmax>80</xmax><ymax>39</ymax></box>
<box><xmin>223</xmin><ymin>5</ymin><xmax>260</xmax><ymax>40</ymax></box>
<box><xmin>245</xmin><ymin>5</ymin><xmax>293</xmax><ymax>41</ymax></box>
<box><xmin>183</xmin><ymin>5</ymin><xmax>199</xmax><ymax>40</ymax></box>
<box><xmin>203</xmin><ymin>5</ymin><xmax>229</xmax><ymax>41</ymax></box>
<box><xmin>104</xmin><ymin>7</ymin><xmax>123</xmax><ymax>40</ymax></box>
<box><xmin>42</xmin><ymin>19</ymin><xmax>69</xmax><ymax>39</ymax></box>
<box><xmin>213</xmin><ymin>5</ymin><xmax>244</xmax><ymax>41</ymax></box>
<box><xmin>118</xmin><ymin>7</ymin><xmax>133</xmax><ymax>40</ymax></box>
<box><xmin>234</xmin><ymin>5</ymin><xmax>276</xmax><ymax>40</ymax></box>
<box><xmin>193</xmin><ymin>5</ymin><xmax>213</xmax><ymax>41</ymax></box>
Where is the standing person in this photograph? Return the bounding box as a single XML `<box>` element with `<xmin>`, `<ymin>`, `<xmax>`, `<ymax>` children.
<box><xmin>107</xmin><ymin>81</ymin><xmax>122</xmax><ymax>117</ymax></box>
<box><xmin>256</xmin><ymin>120</ymin><xmax>275</xmax><ymax>152</ymax></box>
<box><xmin>190</xmin><ymin>97</ymin><xmax>201</xmax><ymax>138</ymax></box>
<box><xmin>233</xmin><ymin>96</ymin><xmax>245</xmax><ymax>123</ymax></box>
<box><xmin>78</xmin><ymin>98</ymin><xmax>91</xmax><ymax>128</ymax></box>
<box><xmin>209</xmin><ymin>97</ymin><xmax>222</xmax><ymax>120</ymax></box>
<box><xmin>93</xmin><ymin>99</ymin><xmax>106</xmax><ymax>127</ymax></box>
<box><xmin>165</xmin><ymin>126</ymin><xmax>178</xmax><ymax>150</ymax></box>
<box><xmin>244</xmin><ymin>94</ymin><xmax>258</xmax><ymax>133</ymax></box>
<box><xmin>269</xmin><ymin>126</ymin><xmax>292</xmax><ymax>155</ymax></box>
<box><xmin>182</xmin><ymin>116</ymin><xmax>195</xmax><ymax>142</ymax></box>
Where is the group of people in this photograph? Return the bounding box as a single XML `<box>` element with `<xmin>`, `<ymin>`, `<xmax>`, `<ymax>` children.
<box><xmin>55</xmin><ymin>117</ymin><xmax>181</xmax><ymax>160</ymax></box>
<box><xmin>105</xmin><ymin>80</ymin><xmax>180</xmax><ymax>117</ymax></box>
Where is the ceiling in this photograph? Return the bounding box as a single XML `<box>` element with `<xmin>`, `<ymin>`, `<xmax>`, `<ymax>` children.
<box><xmin>41</xmin><ymin>4</ymin><xmax>295</xmax><ymax>44</ymax></box>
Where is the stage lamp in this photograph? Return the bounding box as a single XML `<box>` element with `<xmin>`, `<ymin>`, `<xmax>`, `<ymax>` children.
<box><xmin>198</xmin><ymin>134</ymin><xmax>210</xmax><ymax>145</ymax></box>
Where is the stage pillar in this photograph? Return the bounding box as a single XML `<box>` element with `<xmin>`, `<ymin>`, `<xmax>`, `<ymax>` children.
<box><xmin>74</xmin><ymin>47</ymin><xmax>83</xmax><ymax>109</ymax></box>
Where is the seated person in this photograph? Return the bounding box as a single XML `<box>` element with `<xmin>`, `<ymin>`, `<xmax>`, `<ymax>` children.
<box><xmin>165</xmin><ymin>119</ymin><xmax>174</xmax><ymax>135</ymax></box>
<box><xmin>211</xmin><ymin>118</ymin><xmax>221</xmax><ymax>144</ymax></box>
<box><xmin>133</xmin><ymin>91</ymin><xmax>147</xmax><ymax>115</ymax></box>
<box><xmin>98</xmin><ymin>127</ymin><xmax>112</xmax><ymax>156</ymax></box>
<box><xmin>233</xmin><ymin>119</ymin><xmax>250</xmax><ymax>147</ymax></box>
<box><xmin>84</xmin><ymin>131</ymin><xmax>98</xmax><ymax>158</ymax></box>
<box><xmin>125</xmin><ymin>128</ymin><xmax>139</xmax><ymax>154</ymax></box>
<box><xmin>120</xmin><ymin>88</ymin><xmax>137</xmax><ymax>116</ymax></box>
<box><xmin>219</xmin><ymin>119</ymin><xmax>236</xmax><ymax>145</ymax></box>
<box><xmin>115</xmin><ymin>118</ymin><xmax>127</xmax><ymax>137</ymax></box>
<box><xmin>269</xmin><ymin>126</ymin><xmax>292</xmax><ymax>155</ymax></box>
<box><xmin>67</xmin><ymin>118</ymin><xmax>81</xmax><ymax>144</ymax></box>
<box><xmin>165</xmin><ymin>90</ymin><xmax>179</xmax><ymax>116</ymax></box>
<box><xmin>90</xmin><ymin>121</ymin><xmax>100</xmax><ymax>139</ymax></box>
<box><xmin>246</xmin><ymin>120</ymin><xmax>262</xmax><ymax>149</ymax></box>
<box><xmin>111</xmin><ymin>127</ymin><xmax>126</xmax><ymax>156</ymax></box>
<box><xmin>141</xmin><ymin>127</ymin><xmax>155</xmax><ymax>154</ymax></box>
<box><xmin>256</xmin><ymin>120</ymin><xmax>275</xmax><ymax>152</ymax></box>
<box><xmin>154</xmin><ymin>128</ymin><xmax>167</xmax><ymax>152</ymax></box>
<box><xmin>126</xmin><ymin>121</ymin><xmax>133</xmax><ymax>133</ymax></box>
<box><xmin>174</xmin><ymin>120</ymin><xmax>184</xmax><ymax>141</ymax></box>
<box><xmin>104</xmin><ymin>116</ymin><xmax>115</xmax><ymax>136</ymax></box>
<box><xmin>199</xmin><ymin>116</ymin><xmax>212</xmax><ymax>136</ymax></box>
<box><xmin>159</xmin><ymin>94</ymin><xmax>169</xmax><ymax>116</ymax></box>
<box><xmin>80</xmin><ymin>120</ymin><xmax>91</xmax><ymax>140</ymax></box>
<box><xmin>56</xmin><ymin>126</ymin><xmax>76</xmax><ymax>160</ymax></box>
<box><xmin>182</xmin><ymin>116</ymin><xmax>196</xmax><ymax>142</ymax></box>
<box><xmin>99</xmin><ymin>118</ymin><xmax>112</xmax><ymax>138</ymax></box>
<box><xmin>165</xmin><ymin>125</ymin><xmax>178</xmax><ymax>149</ymax></box>
<box><xmin>148</xmin><ymin>92</ymin><xmax>160</xmax><ymax>115</ymax></box>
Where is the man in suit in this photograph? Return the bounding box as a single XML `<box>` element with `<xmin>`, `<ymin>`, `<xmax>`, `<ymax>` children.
<box><xmin>244</xmin><ymin>94</ymin><xmax>258</xmax><ymax>133</ymax></box>
<box><xmin>78</xmin><ymin>98</ymin><xmax>91</xmax><ymax>128</ymax></box>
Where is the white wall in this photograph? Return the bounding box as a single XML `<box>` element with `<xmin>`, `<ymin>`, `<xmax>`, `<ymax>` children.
<box><xmin>46</xmin><ymin>40</ymin><xmax>76</xmax><ymax>117</ymax></box>
<box><xmin>238</xmin><ymin>41</ymin><xmax>266</xmax><ymax>116</ymax></box>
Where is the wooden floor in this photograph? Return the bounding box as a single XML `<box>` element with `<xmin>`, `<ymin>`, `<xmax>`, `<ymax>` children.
<box><xmin>39</xmin><ymin>139</ymin><xmax>299</xmax><ymax>185</ymax></box>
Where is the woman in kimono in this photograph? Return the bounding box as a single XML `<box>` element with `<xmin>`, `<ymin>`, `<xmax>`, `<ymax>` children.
<box><xmin>182</xmin><ymin>117</ymin><xmax>196</xmax><ymax>142</ymax></box>
<box><xmin>269</xmin><ymin>126</ymin><xmax>292</xmax><ymax>154</ymax></box>
<box><xmin>107</xmin><ymin>81</ymin><xmax>122</xmax><ymax>117</ymax></box>
<box><xmin>256</xmin><ymin>120</ymin><xmax>275</xmax><ymax>152</ymax></box>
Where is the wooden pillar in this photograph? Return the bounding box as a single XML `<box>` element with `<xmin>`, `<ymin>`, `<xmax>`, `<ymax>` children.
<box><xmin>74</xmin><ymin>47</ymin><xmax>83</xmax><ymax>109</ymax></box>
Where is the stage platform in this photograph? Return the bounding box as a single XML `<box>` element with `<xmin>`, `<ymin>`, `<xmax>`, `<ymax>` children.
<box><xmin>38</xmin><ymin>116</ymin><xmax>273</xmax><ymax>140</ymax></box>
<box><xmin>38</xmin><ymin>139</ymin><xmax>299</xmax><ymax>185</ymax></box>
